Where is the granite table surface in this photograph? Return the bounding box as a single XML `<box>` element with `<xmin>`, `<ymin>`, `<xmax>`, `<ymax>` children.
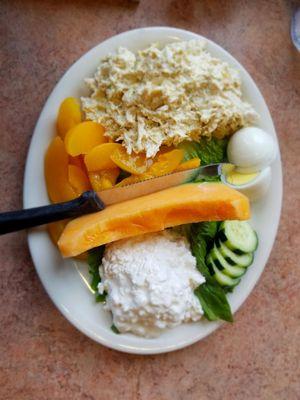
<box><xmin>1</xmin><ymin>0</ymin><xmax>299</xmax><ymax>399</ymax></box>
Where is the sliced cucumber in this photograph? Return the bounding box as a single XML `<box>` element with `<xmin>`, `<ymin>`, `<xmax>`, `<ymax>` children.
<box><xmin>218</xmin><ymin>221</ymin><xmax>258</xmax><ymax>254</ymax></box>
<box><xmin>206</xmin><ymin>254</ymin><xmax>215</xmax><ymax>276</ymax></box>
<box><xmin>208</xmin><ymin>249</ymin><xmax>224</xmax><ymax>271</ymax></box>
<box><xmin>210</xmin><ymin>246</ymin><xmax>246</xmax><ymax>278</ymax></box>
<box><xmin>216</xmin><ymin>239</ymin><xmax>254</xmax><ymax>267</ymax></box>
<box><xmin>207</xmin><ymin>255</ymin><xmax>241</xmax><ymax>287</ymax></box>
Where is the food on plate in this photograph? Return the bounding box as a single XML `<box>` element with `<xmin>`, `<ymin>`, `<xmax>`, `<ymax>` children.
<box><xmin>45</xmin><ymin>136</ymin><xmax>77</xmax><ymax>203</ymax></box>
<box><xmin>48</xmin><ymin>219</ymin><xmax>69</xmax><ymax>245</ymax></box>
<box><xmin>227</xmin><ymin>127</ymin><xmax>277</xmax><ymax>173</ymax></box>
<box><xmin>84</xmin><ymin>143</ymin><xmax>122</xmax><ymax>171</ymax></box>
<box><xmin>57</xmin><ymin>97</ymin><xmax>82</xmax><ymax>139</ymax></box>
<box><xmin>98</xmin><ymin>231</ymin><xmax>205</xmax><ymax>337</ymax></box>
<box><xmin>222</xmin><ymin>164</ymin><xmax>259</xmax><ymax>186</ymax></box>
<box><xmin>69</xmin><ymin>154</ymin><xmax>85</xmax><ymax>170</ymax></box>
<box><xmin>47</xmin><ymin>220</ymin><xmax>87</xmax><ymax>262</ymax></box>
<box><xmin>64</xmin><ymin>121</ymin><xmax>107</xmax><ymax>156</ymax></box>
<box><xmin>58</xmin><ymin>183</ymin><xmax>250</xmax><ymax>257</ymax></box>
<box><xmin>114</xmin><ymin>148</ymin><xmax>186</xmax><ymax>185</ymax></box>
<box><xmin>68</xmin><ymin>165</ymin><xmax>91</xmax><ymax>194</ymax></box>
<box><xmin>179</xmin><ymin>137</ymin><xmax>228</xmax><ymax>165</ymax></box>
<box><xmin>217</xmin><ymin>220</ymin><xmax>258</xmax><ymax>253</ymax></box>
<box><xmin>43</xmin><ymin>39</ymin><xmax>268</xmax><ymax>336</ymax></box>
<box><xmin>81</xmin><ymin>40</ymin><xmax>258</xmax><ymax>157</ymax></box>
<box><xmin>146</xmin><ymin>149</ymin><xmax>184</xmax><ymax>176</ymax></box>
<box><xmin>206</xmin><ymin>221</ymin><xmax>257</xmax><ymax>288</ymax></box>
<box><xmin>221</xmin><ymin>165</ymin><xmax>272</xmax><ymax>201</ymax></box>
<box><xmin>175</xmin><ymin>158</ymin><xmax>201</xmax><ymax>171</ymax></box>
<box><xmin>88</xmin><ymin>168</ymin><xmax>120</xmax><ymax>191</ymax></box>
<box><xmin>110</xmin><ymin>146</ymin><xmax>149</xmax><ymax>175</ymax></box>
<box><xmin>220</xmin><ymin>126</ymin><xmax>276</xmax><ymax>200</ymax></box>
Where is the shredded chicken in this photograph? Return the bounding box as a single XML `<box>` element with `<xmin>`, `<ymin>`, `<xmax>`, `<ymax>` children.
<box><xmin>82</xmin><ymin>40</ymin><xmax>258</xmax><ymax>157</ymax></box>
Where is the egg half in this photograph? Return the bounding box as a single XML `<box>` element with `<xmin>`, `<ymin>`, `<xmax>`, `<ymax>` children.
<box><xmin>227</xmin><ymin>127</ymin><xmax>277</xmax><ymax>173</ymax></box>
<box><xmin>221</xmin><ymin>166</ymin><xmax>272</xmax><ymax>202</ymax></box>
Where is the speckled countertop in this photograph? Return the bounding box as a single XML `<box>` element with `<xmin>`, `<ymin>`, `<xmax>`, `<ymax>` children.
<box><xmin>1</xmin><ymin>1</ymin><xmax>300</xmax><ymax>399</ymax></box>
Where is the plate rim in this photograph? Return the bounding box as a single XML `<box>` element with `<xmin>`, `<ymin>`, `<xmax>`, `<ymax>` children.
<box><xmin>23</xmin><ymin>26</ymin><xmax>282</xmax><ymax>354</ymax></box>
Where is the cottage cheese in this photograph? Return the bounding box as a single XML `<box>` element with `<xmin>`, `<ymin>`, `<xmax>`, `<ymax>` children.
<box><xmin>82</xmin><ymin>40</ymin><xmax>258</xmax><ymax>157</ymax></box>
<box><xmin>98</xmin><ymin>231</ymin><xmax>205</xmax><ymax>337</ymax></box>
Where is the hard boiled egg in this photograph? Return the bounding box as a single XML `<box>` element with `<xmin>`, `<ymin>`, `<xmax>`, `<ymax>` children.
<box><xmin>221</xmin><ymin>165</ymin><xmax>272</xmax><ymax>202</ymax></box>
<box><xmin>227</xmin><ymin>127</ymin><xmax>277</xmax><ymax>173</ymax></box>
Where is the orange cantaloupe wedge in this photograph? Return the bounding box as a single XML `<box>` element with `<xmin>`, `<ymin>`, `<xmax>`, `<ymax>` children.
<box><xmin>58</xmin><ymin>183</ymin><xmax>250</xmax><ymax>257</ymax></box>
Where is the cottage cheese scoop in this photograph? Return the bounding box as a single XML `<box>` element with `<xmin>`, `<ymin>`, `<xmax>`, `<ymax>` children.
<box><xmin>82</xmin><ymin>40</ymin><xmax>258</xmax><ymax>157</ymax></box>
<box><xmin>98</xmin><ymin>231</ymin><xmax>205</xmax><ymax>337</ymax></box>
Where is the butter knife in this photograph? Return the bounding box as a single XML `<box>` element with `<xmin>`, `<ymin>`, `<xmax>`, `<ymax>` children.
<box><xmin>0</xmin><ymin>163</ymin><xmax>225</xmax><ymax>234</ymax></box>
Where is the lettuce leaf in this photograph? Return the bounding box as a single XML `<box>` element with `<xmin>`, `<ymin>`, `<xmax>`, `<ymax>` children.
<box><xmin>190</xmin><ymin>222</ymin><xmax>218</xmax><ymax>278</ymax></box>
<box><xmin>194</xmin><ymin>282</ymin><xmax>233</xmax><ymax>322</ymax></box>
<box><xmin>179</xmin><ymin>138</ymin><xmax>228</xmax><ymax>165</ymax></box>
<box><xmin>194</xmin><ymin>175</ymin><xmax>221</xmax><ymax>183</ymax></box>
<box><xmin>191</xmin><ymin>221</ymin><xmax>218</xmax><ymax>240</ymax></box>
<box><xmin>87</xmin><ymin>246</ymin><xmax>106</xmax><ymax>302</ymax></box>
<box><xmin>111</xmin><ymin>324</ymin><xmax>120</xmax><ymax>334</ymax></box>
<box><xmin>191</xmin><ymin>234</ymin><xmax>210</xmax><ymax>278</ymax></box>
<box><xmin>190</xmin><ymin>221</ymin><xmax>233</xmax><ymax>322</ymax></box>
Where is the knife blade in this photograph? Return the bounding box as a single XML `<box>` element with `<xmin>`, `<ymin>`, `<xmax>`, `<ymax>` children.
<box><xmin>98</xmin><ymin>163</ymin><xmax>226</xmax><ymax>205</ymax></box>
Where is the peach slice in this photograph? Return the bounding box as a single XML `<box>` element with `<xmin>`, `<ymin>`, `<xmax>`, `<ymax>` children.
<box><xmin>116</xmin><ymin>174</ymin><xmax>149</xmax><ymax>187</ymax></box>
<box><xmin>44</xmin><ymin>136</ymin><xmax>77</xmax><ymax>203</ymax></box>
<box><xmin>84</xmin><ymin>143</ymin><xmax>122</xmax><ymax>171</ymax></box>
<box><xmin>48</xmin><ymin>219</ymin><xmax>69</xmax><ymax>244</ymax></box>
<box><xmin>68</xmin><ymin>165</ymin><xmax>91</xmax><ymax>194</ymax></box>
<box><xmin>57</xmin><ymin>97</ymin><xmax>81</xmax><ymax>139</ymax></box>
<box><xmin>64</xmin><ymin>121</ymin><xmax>107</xmax><ymax>156</ymax></box>
<box><xmin>110</xmin><ymin>147</ymin><xmax>148</xmax><ymax>175</ymax></box>
<box><xmin>89</xmin><ymin>169</ymin><xmax>120</xmax><ymax>191</ymax></box>
<box><xmin>175</xmin><ymin>158</ymin><xmax>201</xmax><ymax>172</ymax></box>
<box><xmin>69</xmin><ymin>155</ymin><xmax>85</xmax><ymax>170</ymax></box>
<box><xmin>147</xmin><ymin>149</ymin><xmax>184</xmax><ymax>177</ymax></box>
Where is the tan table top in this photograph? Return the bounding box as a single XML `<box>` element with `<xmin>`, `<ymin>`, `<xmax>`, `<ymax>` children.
<box><xmin>1</xmin><ymin>1</ymin><xmax>299</xmax><ymax>399</ymax></box>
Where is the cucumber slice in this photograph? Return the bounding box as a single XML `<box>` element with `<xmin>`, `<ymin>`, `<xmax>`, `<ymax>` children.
<box><xmin>208</xmin><ymin>249</ymin><xmax>224</xmax><ymax>271</ymax></box>
<box><xmin>206</xmin><ymin>254</ymin><xmax>215</xmax><ymax>276</ymax></box>
<box><xmin>210</xmin><ymin>246</ymin><xmax>246</xmax><ymax>278</ymax></box>
<box><xmin>218</xmin><ymin>221</ymin><xmax>258</xmax><ymax>254</ymax></box>
<box><xmin>207</xmin><ymin>255</ymin><xmax>241</xmax><ymax>287</ymax></box>
<box><xmin>216</xmin><ymin>239</ymin><xmax>254</xmax><ymax>267</ymax></box>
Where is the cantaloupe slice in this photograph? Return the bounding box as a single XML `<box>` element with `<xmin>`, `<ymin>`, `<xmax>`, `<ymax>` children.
<box><xmin>58</xmin><ymin>183</ymin><xmax>250</xmax><ymax>258</ymax></box>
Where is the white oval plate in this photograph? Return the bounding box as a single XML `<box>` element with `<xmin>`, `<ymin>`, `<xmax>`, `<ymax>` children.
<box><xmin>24</xmin><ymin>27</ymin><xmax>282</xmax><ymax>354</ymax></box>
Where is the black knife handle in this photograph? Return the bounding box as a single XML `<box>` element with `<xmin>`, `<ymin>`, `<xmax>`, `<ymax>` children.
<box><xmin>0</xmin><ymin>191</ymin><xmax>105</xmax><ymax>235</ymax></box>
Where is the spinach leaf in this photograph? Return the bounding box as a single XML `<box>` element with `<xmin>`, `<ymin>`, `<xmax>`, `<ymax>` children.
<box><xmin>95</xmin><ymin>293</ymin><xmax>106</xmax><ymax>303</ymax></box>
<box><xmin>194</xmin><ymin>175</ymin><xmax>221</xmax><ymax>183</ymax></box>
<box><xmin>87</xmin><ymin>246</ymin><xmax>106</xmax><ymax>301</ymax></box>
<box><xmin>191</xmin><ymin>221</ymin><xmax>218</xmax><ymax>240</ymax></box>
<box><xmin>191</xmin><ymin>234</ymin><xmax>210</xmax><ymax>278</ymax></box>
<box><xmin>190</xmin><ymin>222</ymin><xmax>218</xmax><ymax>278</ymax></box>
<box><xmin>194</xmin><ymin>282</ymin><xmax>233</xmax><ymax>322</ymax></box>
<box><xmin>179</xmin><ymin>137</ymin><xmax>228</xmax><ymax>165</ymax></box>
<box><xmin>179</xmin><ymin>138</ymin><xmax>227</xmax><ymax>182</ymax></box>
<box><xmin>190</xmin><ymin>221</ymin><xmax>233</xmax><ymax>322</ymax></box>
<box><xmin>111</xmin><ymin>324</ymin><xmax>120</xmax><ymax>334</ymax></box>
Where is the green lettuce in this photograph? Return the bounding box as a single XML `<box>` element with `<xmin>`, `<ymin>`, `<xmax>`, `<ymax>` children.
<box><xmin>111</xmin><ymin>324</ymin><xmax>120</xmax><ymax>334</ymax></box>
<box><xmin>191</xmin><ymin>221</ymin><xmax>218</xmax><ymax>240</ymax></box>
<box><xmin>87</xmin><ymin>246</ymin><xmax>106</xmax><ymax>302</ymax></box>
<box><xmin>179</xmin><ymin>137</ymin><xmax>228</xmax><ymax>165</ymax></box>
<box><xmin>190</xmin><ymin>221</ymin><xmax>233</xmax><ymax>322</ymax></box>
<box><xmin>194</xmin><ymin>282</ymin><xmax>233</xmax><ymax>322</ymax></box>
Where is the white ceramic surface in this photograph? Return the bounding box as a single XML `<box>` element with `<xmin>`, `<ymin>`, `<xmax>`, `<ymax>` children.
<box><xmin>23</xmin><ymin>27</ymin><xmax>282</xmax><ymax>354</ymax></box>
